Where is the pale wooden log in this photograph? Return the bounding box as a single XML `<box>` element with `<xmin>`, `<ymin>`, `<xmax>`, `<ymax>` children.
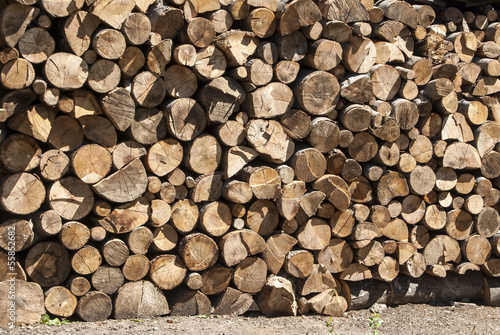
<box><xmin>91</xmin><ymin>0</ymin><xmax>134</xmax><ymax>29</ymax></box>
<box><xmin>170</xmin><ymin>199</ymin><xmax>199</xmax><ymax>234</ymax></box>
<box><xmin>447</xmin><ymin>31</ymin><xmax>478</xmax><ymax>63</ymax></box>
<box><xmin>246</xmin><ymin>119</ymin><xmax>294</xmax><ymax>164</ymax></box>
<box><xmin>340</xmin><ymin>74</ymin><xmax>374</xmax><ymax>104</ymax></box>
<box><xmin>370</xmin><ymin>64</ymin><xmax>401</xmax><ymax>101</ymax></box>
<box><xmin>0</xmin><ymin>280</ymin><xmax>44</xmax><ymax>327</ymax></box>
<box><xmin>185</xmin><ymin>134</ymin><xmax>221</xmax><ymax>175</ymax></box>
<box><xmin>92</xmin><ymin>158</ymin><xmax>147</xmax><ymax>203</ymax></box>
<box><xmin>127</xmin><ymin>226</ymin><xmax>153</xmax><ymax>255</ymax></box>
<box><xmin>164</xmin><ymin>98</ymin><xmax>206</xmax><ymax>141</ymax></box>
<box><xmin>340</xmin><ymin>263</ymin><xmax>372</xmax><ymax>281</ymax></box>
<box><xmin>409</xmin><ymin>165</ymin><xmax>436</xmax><ymax>196</ymax></box>
<box><xmin>318</xmin><ymin>0</ymin><xmax>369</xmax><ymax>22</ymax></box>
<box><xmin>91</xmin><ymin>266</ymin><xmax>124</xmax><ymax>295</ymax></box>
<box><xmin>71</xmin><ymin>144</ymin><xmax>112</xmax><ymax>184</ymax></box>
<box><xmin>312</xmin><ymin>174</ymin><xmax>350</xmax><ymax>211</ymax></box>
<box><xmin>308</xmin><ymin>289</ymin><xmax>347</xmax><ymax>317</ymax></box>
<box><xmin>87</xmin><ymin>59</ymin><xmax>121</xmax><ymax>94</ymax></box>
<box><xmin>404</xmin><ymin>56</ymin><xmax>432</xmax><ymax>86</ymax></box>
<box><xmin>460</xmin><ymin>235</ymin><xmax>491</xmax><ymax>266</ymax></box>
<box><xmin>244</xmin><ymin>8</ymin><xmax>275</xmax><ymax>39</ymax></box>
<box><xmin>69</xmin><ymin>277</ymin><xmax>91</xmax><ymax>297</ymax></box>
<box><xmin>100</xmin><ymin>87</ymin><xmax>135</xmax><ymax>132</ymax></box>
<box><xmin>4</xmin><ymin>104</ymin><xmax>56</xmax><ymax>142</ymax></box>
<box><xmin>232</xmin><ymin>257</ymin><xmax>267</xmax><ymax>294</ymax></box>
<box><xmin>193</xmin><ymin>44</ymin><xmax>226</xmax><ymax>80</ymax></box>
<box><xmin>172</xmin><ymin>44</ymin><xmax>196</xmax><ymax>67</ymax></box>
<box><xmin>476</xmin><ymin>58</ymin><xmax>500</xmax><ymax>76</ymax></box>
<box><xmin>151</xmin><ymin>224</ymin><xmax>177</xmax><ymax>252</ymax></box>
<box><xmin>146</xmin><ymin>38</ymin><xmax>173</xmax><ymax>76</ymax></box>
<box><xmin>443</xmin><ymin>143</ymin><xmax>481</xmax><ymax>170</ymax></box>
<box><xmin>476</xmin><ymin>207</ymin><xmax>500</xmax><ymax>238</ymax></box>
<box><xmin>90</xmin><ymin>227</ymin><xmax>107</xmax><ymax>242</ymax></box>
<box><xmin>146</xmin><ymin>139</ymin><xmax>183</xmax><ymax>177</ymax></box>
<box><xmin>71</xmin><ymin>245</ymin><xmax>102</xmax><ymax>275</ymax></box>
<box><xmin>299</xmin><ymin>264</ymin><xmax>338</xmax><ymax>296</ymax></box>
<box><xmin>261</xmin><ymin>233</ymin><xmax>296</xmax><ymax>274</ymax></box>
<box><xmin>114</xmin><ymin>280</ymin><xmax>169</xmax><ymax>319</ymax></box>
<box><xmin>76</xmin><ymin>291</ymin><xmax>112</xmax><ymax>322</ymax></box>
<box><xmin>400</xmin><ymin>252</ymin><xmax>426</xmax><ymax>278</ymax></box>
<box><xmin>131</xmin><ymin>71</ymin><xmax>166</xmax><ymax>108</ymax></box>
<box><xmin>101</xmin><ymin>239</ymin><xmax>129</xmax><ymax>267</ymax></box>
<box><xmin>120</xmin><ymin>13</ymin><xmax>151</xmax><ymax>46</ymax></box>
<box><xmin>458</xmin><ymin>100</ymin><xmax>488</xmax><ymax>126</ymax></box>
<box><xmin>0</xmin><ymin>58</ymin><xmax>35</xmax><ymax>90</ymax></box>
<box><xmin>18</xmin><ymin>27</ymin><xmax>54</xmax><ymax>64</ymax></box>
<box><xmin>191</xmin><ymin>172</ymin><xmax>223</xmax><ymax>202</ymax></box>
<box><xmin>243</xmin><ymin>82</ymin><xmax>293</xmax><ymax>118</ymax></box>
<box><xmin>150</xmin><ymin>254</ymin><xmax>186</xmax><ymax>290</ymax></box>
<box><xmin>199</xmin><ymin>77</ymin><xmax>245</xmax><ymax>124</ymax></box>
<box><xmin>215</xmin><ymin>30</ymin><xmax>259</xmax><ymax>67</ymax></box>
<box><xmin>296</xmin><ymin>217</ymin><xmax>331</xmax><ymax>250</ymax></box>
<box><xmin>210</xmin><ymin>9</ymin><xmax>232</xmax><ymax>34</ymax></box>
<box><xmin>258</xmin><ymin>275</ymin><xmax>297</xmax><ymax>316</ymax></box>
<box><xmin>219</xmin><ymin>229</ymin><xmax>265</xmax><ymax>267</ymax></box>
<box><xmin>98</xmin><ymin>197</ymin><xmax>149</xmax><ymax>234</ymax></box>
<box><xmin>342</xmin><ymin>36</ymin><xmax>376</xmax><ymax>74</ymax></box>
<box><xmin>279</xmin><ymin>0</ymin><xmax>321</xmax><ymax>36</ymax></box>
<box><xmin>377</xmin><ymin>171</ymin><xmax>409</xmax><ymax>206</ymax></box>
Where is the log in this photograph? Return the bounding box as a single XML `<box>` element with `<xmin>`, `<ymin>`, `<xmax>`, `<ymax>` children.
<box><xmin>213</xmin><ymin>287</ymin><xmax>257</xmax><ymax>315</ymax></box>
<box><xmin>0</xmin><ymin>280</ymin><xmax>44</xmax><ymax>327</ymax></box>
<box><xmin>219</xmin><ymin>229</ymin><xmax>265</xmax><ymax>267</ymax></box>
<box><xmin>115</xmin><ymin>280</ymin><xmax>169</xmax><ymax>319</ymax></box>
<box><xmin>258</xmin><ymin>275</ymin><xmax>297</xmax><ymax>316</ymax></box>
<box><xmin>169</xmin><ymin>288</ymin><xmax>211</xmax><ymax>316</ymax></box>
<box><xmin>76</xmin><ymin>291</ymin><xmax>112</xmax><ymax>322</ymax></box>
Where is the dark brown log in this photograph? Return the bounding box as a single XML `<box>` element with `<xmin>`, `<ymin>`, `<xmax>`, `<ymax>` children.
<box><xmin>76</xmin><ymin>291</ymin><xmax>112</xmax><ymax>322</ymax></box>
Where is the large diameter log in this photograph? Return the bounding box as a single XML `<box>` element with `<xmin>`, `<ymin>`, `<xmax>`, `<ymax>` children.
<box><xmin>1</xmin><ymin>173</ymin><xmax>45</xmax><ymax>215</ymax></box>
<box><xmin>0</xmin><ymin>280</ymin><xmax>45</xmax><ymax>327</ymax></box>
<box><xmin>92</xmin><ymin>158</ymin><xmax>147</xmax><ymax>203</ymax></box>
<box><xmin>76</xmin><ymin>291</ymin><xmax>113</xmax><ymax>322</ymax></box>
<box><xmin>45</xmin><ymin>53</ymin><xmax>88</xmax><ymax>89</ymax></box>
<box><xmin>258</xmin><ymin>275</ymin><xmax>297</xmax><ymax>316</ymax></box>
<box><xmin>246</xmin><ymin>119</ymin><xmax>294</xmax><ymax>164</ymax></box>
<box><xmin>150</xmin><ymin>254</ymin><xmax>187</xmax><ymax>290</ymax></box>
<box><xmin>199</xmin><ymin>77</ymin><xmax>245</xmax><ymax>124</ymax></box>
<box><xmin>343</xmin><ymin>36</ymin><xmax>376</xmax><ymax>74</ymax></box>
<box><xmin>294</xmin><ymin>71</ymin><xmax>340</xmax><ymax>115</ymax></box>
<box><xmin>25</xmin><ymin>242</ymin><xmax>70</xmax><ymax>287</ymax></box>
<box><xmin>179</xmin><ymin>233</ymin><xmax>218</xmax><ymax>271</ymax></box>
<box><xmin>219</xmin><ymin>229</ymin><xmax>266</xmax><ymax>267</ymax></box>
<box><xmin>168</xmin><ymin>288</ymin><xmax>211</xmax><ymax>316</ymax></box>
<box><xmin>48</xmin><ymin>176</ymin><xmax>94</xmax><ymax>220</ymax></box>
<box><xmin>114</xmin><ymin>280</ymin><xmax>169</xmax><ymax>319</ymax></box>
<box><xmin>243</xmin><ymin>82</ymin><xmax>293</xmax><ymax>118</ymax></box>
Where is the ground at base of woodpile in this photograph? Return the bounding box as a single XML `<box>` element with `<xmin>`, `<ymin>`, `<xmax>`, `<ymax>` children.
<box><xmin>2</xmin><ymin>303</ymin><xmax>499</xmax><ymax>335</ymax></box>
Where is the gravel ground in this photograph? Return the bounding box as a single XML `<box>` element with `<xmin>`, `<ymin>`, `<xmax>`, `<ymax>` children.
<box><xmin>2</xmin><ymin>302</ymin><xmax>499</xmax><ymax>335</ymax></box>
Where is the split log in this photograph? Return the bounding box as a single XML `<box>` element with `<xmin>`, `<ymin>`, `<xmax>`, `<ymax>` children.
<box><xmin>0</xmin><ymin>280</ymin><xmax>44</xmax><ymax>327</ymax></box>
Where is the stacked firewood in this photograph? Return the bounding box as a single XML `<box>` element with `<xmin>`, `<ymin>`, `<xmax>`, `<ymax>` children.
<box><xmin>1</xmin><ymin>0</ymin><xmax>500</xmax><ymax>325</ymax></box>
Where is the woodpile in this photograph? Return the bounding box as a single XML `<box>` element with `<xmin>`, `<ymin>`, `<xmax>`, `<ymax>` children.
<box><xmin>1</xmin><ymin>0</ymin><xmax>500</xmax><ymax>325</ymax></box>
